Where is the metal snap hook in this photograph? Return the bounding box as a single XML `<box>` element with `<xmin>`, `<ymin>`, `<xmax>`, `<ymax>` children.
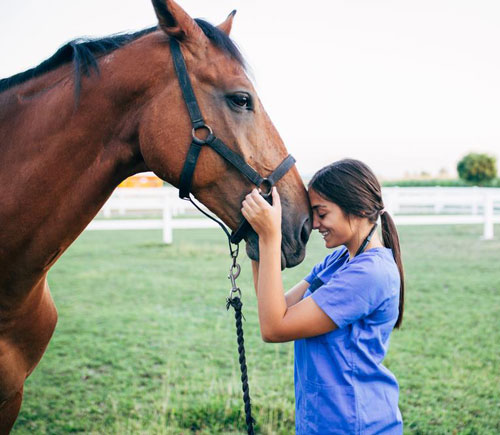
<box><xmin>228</xmin><ymin>262</ymin><xmax>241</xmax><ymax>299</ymax></box>
<box><xmin>191</xmin><ymin>125</ymin><xmax>214</xmax><ymax>145</ymax></box>
<box><xmin>229</xmin><ymin>263</ymin><xmax>241</xmax><ymax>286</ymax></box>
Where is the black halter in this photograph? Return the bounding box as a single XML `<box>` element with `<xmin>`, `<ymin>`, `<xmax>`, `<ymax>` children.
<box><xmin>170</xmin><ymin>38</ymin><xmax>296</xmax><ymax>245</ymax></box>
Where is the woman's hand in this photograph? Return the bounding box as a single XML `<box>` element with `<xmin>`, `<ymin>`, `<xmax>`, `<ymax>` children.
<box><xmin>241</xmin><ymin>186</ymin><xmax>282</xmax><ymax>243</ymax></box>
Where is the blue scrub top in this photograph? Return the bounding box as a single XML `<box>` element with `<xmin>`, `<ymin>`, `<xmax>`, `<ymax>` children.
<box><xmin>294</xmin><ymin>246</ymin><xmax>403</xmax><ymax>434</ymax></box>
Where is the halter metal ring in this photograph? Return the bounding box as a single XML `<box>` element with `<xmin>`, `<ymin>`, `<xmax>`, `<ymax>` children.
<box><xmin>259</xmin><ymin>178</ymin><xmax>273</xmax><ymax>198</ymax></box>
<box><xmin>191</xmin><ymin>125</ymin><xmax>214</xmax><ymax>145</ymax></box>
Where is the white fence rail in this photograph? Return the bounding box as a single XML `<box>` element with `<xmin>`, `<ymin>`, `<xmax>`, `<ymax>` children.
<box><xmin>86</xmin><ymin>187</ymin><xmax>500</xmax><ymax>242</ymax></box>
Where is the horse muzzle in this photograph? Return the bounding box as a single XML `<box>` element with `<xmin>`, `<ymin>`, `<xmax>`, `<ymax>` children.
<box><xmin>244</xmin><ymin>214</ymin><xmax>311</xmax><ymax>269</ymax></box>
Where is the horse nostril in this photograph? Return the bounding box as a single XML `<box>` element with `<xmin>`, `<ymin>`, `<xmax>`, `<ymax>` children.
<box><xmin>300</xmin><ymin>217</ymin><xmax>312</xmax><ymax>245</ymax></box>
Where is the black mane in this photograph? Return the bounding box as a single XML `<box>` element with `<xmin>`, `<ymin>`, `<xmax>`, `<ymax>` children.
<box><xmin>0</xmin><ymin>19</ymin><xmax>245</xmax><ymax>97</ymax></box>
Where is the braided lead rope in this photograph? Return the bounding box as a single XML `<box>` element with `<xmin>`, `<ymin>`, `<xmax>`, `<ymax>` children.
<box><xmin>226</xmin><ymin>296</ymin><xmax>255</xmax><ymax>435</ymax></box>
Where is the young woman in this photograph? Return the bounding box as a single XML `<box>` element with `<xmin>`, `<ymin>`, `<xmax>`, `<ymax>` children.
<box><xmin>242</xmin><ymin>159</ymin><xmax>404</xmax><ymax>434</ymax></box>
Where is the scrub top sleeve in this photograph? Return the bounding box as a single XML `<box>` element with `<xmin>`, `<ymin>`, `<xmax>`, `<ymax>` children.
<box><xmin>310</xmin><ymin>256</ymin><xmax>387</xmax><ymax>329</ymax></box>
<box><xmin>303</xmin><ymin>274</ymin><xmax>317</xmax><ymax>288</ymax></box>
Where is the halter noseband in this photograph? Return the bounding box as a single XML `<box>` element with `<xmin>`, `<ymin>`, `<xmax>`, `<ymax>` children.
<box><xmin>170</xmin><ymin>38</ymin><xmax>295</xmax><ymax>245</ymax></box>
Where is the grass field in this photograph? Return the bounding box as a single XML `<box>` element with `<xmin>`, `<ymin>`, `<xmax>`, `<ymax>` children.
<box><xmin>11</xmin><ymin>224</ymin><xmax>500</xmax><ymax>434</ymax></box>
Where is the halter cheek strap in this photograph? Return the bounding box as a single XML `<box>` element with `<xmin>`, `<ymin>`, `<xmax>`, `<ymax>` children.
<box><xmin>170</xmin><ymin>37</ymin><xmax>296</xmax><ymax>245</ymax></box>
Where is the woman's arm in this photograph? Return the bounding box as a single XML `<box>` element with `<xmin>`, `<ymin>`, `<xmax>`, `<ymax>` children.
<box><xmin>242</xmin><ymin>188</ymin><xmax>338</xmax><ymax>343</ymax></box>
<box><xmin>251</xmin><ymin>260</ymin><xmax>309</xmax><ymax>307</ymax></box>
<box><xmin>285</xmin><ymin>280</ymin><xmax>310</xmax><ymax>307</ymax></box>
<box><xmin>251</xmin><ymin>260</ymin><xmax>259</xmax><ymax>297</ymax></box>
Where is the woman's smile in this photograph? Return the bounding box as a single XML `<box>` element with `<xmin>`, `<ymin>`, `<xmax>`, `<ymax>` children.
<box><xmin>319</xmin><ymin>230</ymin><xmax>330</xmax><ymax>240</ymax></box>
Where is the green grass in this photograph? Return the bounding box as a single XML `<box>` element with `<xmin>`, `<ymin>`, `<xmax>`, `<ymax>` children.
<box><xmin>11</xmin><ymin>225</ymin><xmax>500</xmax><ymax>434</ymax></box>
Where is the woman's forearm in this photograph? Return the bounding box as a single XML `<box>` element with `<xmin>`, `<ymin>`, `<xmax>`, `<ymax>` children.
<box><xmin>256</xmin><ymin>236</ymin><xmax>287</xmax><ymax>341</ymax></box>
<box><xmin>251</xmin><ymin>260</ymin><xmax>259</xmax><ymax>297</ymax></box>
<box><xmin>284</xmin><ymin>280</ymin><xmax>310</xmax><ymax>307</ymax></box>
<box><xmin>240</xmin><ymin>187</ymin><xmax>288</xmax><ymax>341</ymax></box>
<box><xmin>255</xmin><ymin>260</ymin><xmax>309</xmax><ymax>308</ymax></box>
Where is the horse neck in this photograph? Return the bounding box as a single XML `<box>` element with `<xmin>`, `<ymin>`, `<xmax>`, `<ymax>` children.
<box><xmin>0</xmin><ymin>38</ymin><xmax>169</xmax><ymax>297</ymax></box>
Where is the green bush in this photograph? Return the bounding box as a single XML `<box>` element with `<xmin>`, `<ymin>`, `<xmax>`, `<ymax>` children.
<box><xmin>457</xmin><ymin>153</ymin><xmax>497</xmax><ymax>185</ymax></box>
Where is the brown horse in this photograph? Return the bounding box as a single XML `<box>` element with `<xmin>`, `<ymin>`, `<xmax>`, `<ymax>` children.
<box><xmin>0</xmin><ymin>0</ymin><xmax>311</xmax><ymax>431</ymax></box>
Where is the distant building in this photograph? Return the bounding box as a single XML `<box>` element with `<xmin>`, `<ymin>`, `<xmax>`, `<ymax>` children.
<box><xmin>118</xmin><ymin>172</ymin><xmax>163</xmax><ymax>188</ymax></box>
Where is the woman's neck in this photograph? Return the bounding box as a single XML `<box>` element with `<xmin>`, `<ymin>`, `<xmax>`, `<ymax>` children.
<box><xmin>346</xmin><ymin>224</ymin><xmax>384</xmax><ymax>260</ymax></box>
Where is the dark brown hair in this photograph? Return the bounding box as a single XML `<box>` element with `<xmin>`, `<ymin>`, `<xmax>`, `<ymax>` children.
<box><xmin>309</xmin><ymin>158</ymin><xmax>405</xmax><ymax>328</ymax></box>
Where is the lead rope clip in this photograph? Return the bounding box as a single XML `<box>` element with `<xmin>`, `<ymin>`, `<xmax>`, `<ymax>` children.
<box><xmin>227</xmin><ymin>256</ymin><xmax>242</xmax><ymax>301</ymax></box>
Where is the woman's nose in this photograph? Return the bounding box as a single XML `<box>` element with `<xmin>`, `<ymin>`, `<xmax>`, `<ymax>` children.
<box><xmin>312</xmin><ymin>215</ymin><xmax>320</xmax><ymax>229</ymax></box>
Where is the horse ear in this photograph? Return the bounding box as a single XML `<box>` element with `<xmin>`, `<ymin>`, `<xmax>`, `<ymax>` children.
<box><xmin>217</xmin><ymin>10</ymin><xmax>237</xmax><ymax>36</ymax></box>
<box><xmin>151</xmin><ymin>0</ymin><xmax>205</xmax><ymax>41</ymax></box>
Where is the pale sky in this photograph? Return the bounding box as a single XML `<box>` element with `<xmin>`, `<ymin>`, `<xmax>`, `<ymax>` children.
<box><xmin>1</xmin><ymin>0</ymin><xmax>499</xmax><ymax>179</ymax></box>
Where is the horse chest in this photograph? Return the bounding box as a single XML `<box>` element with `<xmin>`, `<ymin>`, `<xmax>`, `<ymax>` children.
<box><xmin>0</xmin><ymin>279</ymin><xmax>58</xmax><ymax>383</ymax></box>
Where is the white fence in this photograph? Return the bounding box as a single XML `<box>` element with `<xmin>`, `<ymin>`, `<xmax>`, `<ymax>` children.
<box><xmin>86</xmin><ymin>186</ymin><xmax>500</xmax><ymax>242</ymax></box>
<box><xmin>87</xmin><ymin>187</ymin><xmax>218</xmax><ymax>243</ymax></box>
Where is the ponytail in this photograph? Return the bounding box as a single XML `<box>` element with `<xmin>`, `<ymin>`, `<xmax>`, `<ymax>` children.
<box><xmin>380</xmin><ymin>211</ymin><xmax>405</xmax><ymax>328</ymax></box>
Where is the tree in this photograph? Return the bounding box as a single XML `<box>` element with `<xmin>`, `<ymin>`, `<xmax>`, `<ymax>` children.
<box><xmin>457</xmin><ymin>153</ymin><xmax>497</xmax><ymax>185</ymax></box>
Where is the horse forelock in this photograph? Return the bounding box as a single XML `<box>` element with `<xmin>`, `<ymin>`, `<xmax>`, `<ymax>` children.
<box><xmin>0</xmin><ymin>18</ymin><xmax>246</xmax><ymax>98</ymax></box>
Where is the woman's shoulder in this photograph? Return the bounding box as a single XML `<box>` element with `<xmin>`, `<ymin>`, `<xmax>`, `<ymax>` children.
<box><xmin>334</xmin><ymin>247</ymin><xmax>399</xmax><ymax>292</ymax></box>
<box><xmin>304</xmin><ymin>246</ymin><xmax>349</xmax><ymax>284</ymax></box>
<box><xmin>314</xmin><ymin>246</ymin><xmax>349</xmax><ymax>270</ymax></box>
<box><xmin>351</xmin><ymin>246</ymin><xmax>396</xmax><ymax>268</ymax></box>
<box><xmin>325</xmin><ymin>245</ymin><xmax>349</xmax><ymax>264</ymax></box>
<box><xmin>311</xmin><ymin>247</ymin><xmax>400</xmax><ymax>329</ymax></box>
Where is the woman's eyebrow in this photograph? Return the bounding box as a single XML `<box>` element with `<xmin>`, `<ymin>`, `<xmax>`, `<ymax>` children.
<box><xmin>311</xmin><ymin>204</ymin><xmax>327</xmax><ymax>210</ymax></box>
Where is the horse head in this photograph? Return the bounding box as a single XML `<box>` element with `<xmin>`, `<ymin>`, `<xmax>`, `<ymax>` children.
<box><xmin>139</xmin><ymin>0</ymin><xmax>311</xmax><ymax>267</ymax></box>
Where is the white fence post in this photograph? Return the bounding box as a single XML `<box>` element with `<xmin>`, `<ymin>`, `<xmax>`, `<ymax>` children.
<box><xmin>472</xmin><ymin>186</ymin><xmax>479</xmax><ymax>214</ymax></box>
<box><xmin>162</xmin><ymin>194</ymin><xmax>173</xmax><ymax>244</ymax></box>
<box><xmin>118</xmin><ymin>191</ymin><xmax>126</xmax><ymax>216</ymax></box>
<box><xmin>482</xmin><ymin>192</ymin><xmax>494</xmax><ymax>240</ymax></box>
<box><xmin>102</xmin><ymin>203</ymin><xmax>112</xmax><ymax>218</ymax></box>
<box><xmin>383</xmin><ymin>186</ymin><xmax>398</xmax><ymax>216</ymax></box>
<box><xmin>434</xmin><ymin>186</ymin><xmax>443</xmax><ymax>213</ymax></box>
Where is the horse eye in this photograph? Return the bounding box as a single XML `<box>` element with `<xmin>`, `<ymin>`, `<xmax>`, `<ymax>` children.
<box><xmin>227</xmin><ymin>93</ymin><xmax>253</xmax><ymax>110</ymax></box>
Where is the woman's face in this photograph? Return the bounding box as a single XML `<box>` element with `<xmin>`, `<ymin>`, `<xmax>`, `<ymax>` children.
<box><xmin>308</xmin><ymin>188</ymin><xmax>356</xmax><ymax>249</ymax></box>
